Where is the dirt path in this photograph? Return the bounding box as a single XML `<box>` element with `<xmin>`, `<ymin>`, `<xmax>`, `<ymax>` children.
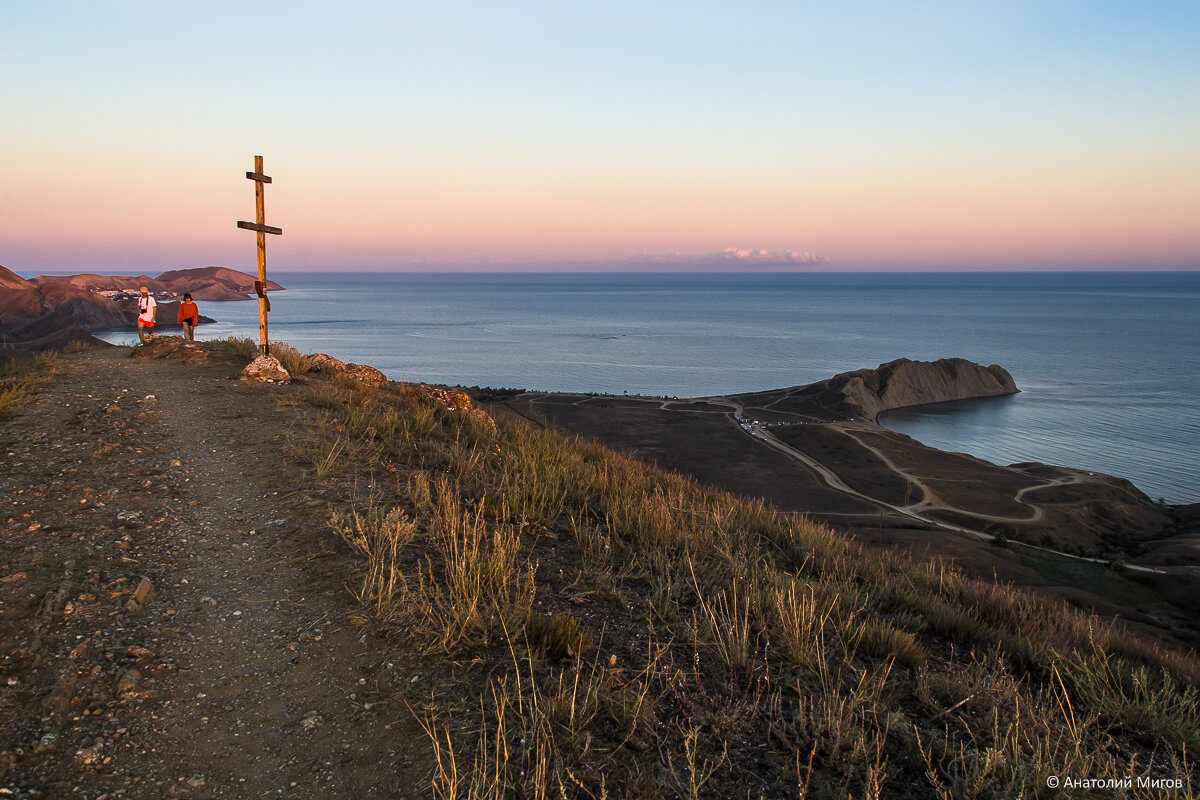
<box><xmin>705</xmin><ymin>397</ymin><xmax>1170</xmax><ymax>575</ymax></box>
<box><xmin>834</xmin><ymin>427</ymin><xmax>1050</xmax><ymax>524</ymax></box>
<box><xmin>1</xmin><ymin>346</ymin><xmax>423</xmax><ymax>799</ymax></box>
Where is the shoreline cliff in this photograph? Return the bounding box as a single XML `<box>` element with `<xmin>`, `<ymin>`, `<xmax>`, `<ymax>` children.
<box><xmin>815</xmin><ymin>357</ymin><xmax>1019</xmax><ymax>421</ymax></box>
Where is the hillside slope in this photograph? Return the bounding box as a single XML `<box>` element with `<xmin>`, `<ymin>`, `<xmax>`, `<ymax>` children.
<box><xmin>2</xmin><ymin>342</ymin><xmax>1196</xmax><ymax>798</ymax></box>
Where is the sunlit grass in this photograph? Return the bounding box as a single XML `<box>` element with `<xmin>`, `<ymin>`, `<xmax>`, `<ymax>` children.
<box><xmin>0</xmin><ymin>353</ymin><xmax>56</xmax><ymax>420</ymax></box>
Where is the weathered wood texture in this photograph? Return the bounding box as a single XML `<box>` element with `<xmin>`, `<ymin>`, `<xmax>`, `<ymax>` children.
<box><xmin>234</xmin><ymin>155</ymin><xmax>282</xmax><ymax>355</ymax></box>
<box><xmin>236</xmin><ymin>221</ymin><xmax>284</xmax><ymax>236</ymax></box>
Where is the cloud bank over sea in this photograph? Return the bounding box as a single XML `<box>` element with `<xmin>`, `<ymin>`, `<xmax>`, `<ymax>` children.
<box><xmin>632</xmin><ymin>248</ymin><xmax>831</xmax><ymax>267</ymax></box>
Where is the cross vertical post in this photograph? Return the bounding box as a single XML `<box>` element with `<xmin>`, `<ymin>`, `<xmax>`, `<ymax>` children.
<box><xmin>237</xmin><ymin>155</ymin><xmax>283</xmax><ymax>355</ymax></box>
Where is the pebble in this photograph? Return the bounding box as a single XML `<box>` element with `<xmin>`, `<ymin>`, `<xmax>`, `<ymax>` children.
<box><xmin>131</xmin><ymin>576</ymin><xmax>155</xmax><ymax>605</ymax></box>
<box><xmin>114</xmin><ymin>668</ymin><xmax>142</xmax><ymax>698</ymax></box>
<box><xmin>73</xmin><ymin>740</ymin><xmax>104</xmax><ymax>767</ymax></box>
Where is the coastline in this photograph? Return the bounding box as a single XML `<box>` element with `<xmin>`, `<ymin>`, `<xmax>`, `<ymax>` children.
<box><xmin>11</xmin><ymin>268</ymin><xmax>1200</xmax><ymax>504</ymax></box>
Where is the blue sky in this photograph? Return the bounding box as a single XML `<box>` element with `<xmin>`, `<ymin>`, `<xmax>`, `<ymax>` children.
<box><xmin>3</xmin><ymin>1</ymin><xmax>1198</xmax><ymax>270</ymax></box>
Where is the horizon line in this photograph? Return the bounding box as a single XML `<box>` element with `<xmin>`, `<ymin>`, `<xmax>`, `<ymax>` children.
<box><xmin>13</xmin><ymin>265</ymin><xmax>1200</xmax><ymax>277</ymax></box>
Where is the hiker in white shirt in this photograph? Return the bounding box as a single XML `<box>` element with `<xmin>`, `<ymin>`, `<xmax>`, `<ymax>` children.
<box><xmin>137</xmin><ymin>287</ymin><xmax>157</xmax><ymax>343</ymax></box>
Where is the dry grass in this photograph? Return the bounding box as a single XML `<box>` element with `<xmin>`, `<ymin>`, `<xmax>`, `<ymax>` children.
<box><xmin>218</xmin><ymin>335</ymin><xmax>260</xmax><ymax>361</ymax></box>
<box><xmin>282</xmin><ymin>370</ymin><xmax>1200</xmax><ymax>798</ymax></box>
<box><xmin>270</xmin><ymin>341</ymin><xmax>312</xmax><ymax>375</ymax></box>
<box><xmin>0</xmin><ymin>353</ymin><xmax>56</xmax><ymax>420</ymax></box>
<box><xmin>857</xmin><ymin>620</ymin><xmax>928</xmax><ymax>669</ymax></box>
<box><xmin>217</xmin><ymin>336</ymin><xmax>313</xmax><ymax>376</ymax></box>
<box><xmin>415</xmin><ymin>491</ymin><xmax>536</xmax><ymax>650</ymax></box>
<box><xmin>329</xmin><ymin>504</ymin><xmax>416</xmax><ymax>620</ymax></box>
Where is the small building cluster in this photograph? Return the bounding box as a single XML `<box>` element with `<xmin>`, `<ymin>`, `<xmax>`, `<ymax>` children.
<box><xmin>93</xmin><ymin>288</ymin><xmax>183</xmax><ymax>303</ymax></box>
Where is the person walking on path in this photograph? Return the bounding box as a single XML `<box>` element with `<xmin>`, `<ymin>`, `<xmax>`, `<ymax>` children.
<box><xmin>178</xmin><ymin>293</ymin><xmax>199</xmax><ymax>342</ymax></box>
<box><xmin>137</xmin><ymin>286</ymin><xmax>157</xmax><ymax>343</ymax></box>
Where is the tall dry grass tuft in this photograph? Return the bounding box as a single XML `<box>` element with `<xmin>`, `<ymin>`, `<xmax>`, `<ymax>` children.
<box><xmin>421</xmin><ymin>643</ymin><xmax>634</xmax><ymax>799</ymax></box>
<box><xmin>1057</xmin><ymin>637</ymin><xmax>1200</xmax><ymax>749</ymax></box>
<box><xmin>0</xmin><ymin>353</ymin><xmax>56</xmax><ymax>419</ymax></box>
<box><xmin>772</xmin><ymin>662</ymin><xmax>893</xmax><ymax>797</ymax></box>
<box><xmin>271</xmin><ymin>341</ymin><xmax>312</xmax><ymax>376</ymax></box>
<box><xmin>285</xmin><ymin>418</ymin><xmax>382</xmax><ymax>480</ymax></box>
<box><xmin>856</xmin><ymin>620</ymin><xmax>927</xmax><ymax>670</ymax></box>
<box><xmin>771</xmin><ymin>575</ymin><xmax>842</xmax><ymax>672</ymax></box>
<box><xmin>217</xmin><ymin>335</ymin><xmax>260</xmax><ymax>361</ymax></box>
<box><xmin>415</xmin><ymin>487</ymin><xmax>535</xmax><ymax>650</ymax></box>
<box><xmin>329</xmin><ymin>504</ymin><xmax>416</xmax><ymax>620</ymax></box>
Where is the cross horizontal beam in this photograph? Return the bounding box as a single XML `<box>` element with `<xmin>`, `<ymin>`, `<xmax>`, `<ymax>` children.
<box><xmin>245</xmin><ymin>171</ymin><xmax>273</xmax><ymax>183</ymax></box>
<box><xmin>237</xmin><ymin>220</ymin><xmax>283</xmax><ymax>235</ymax></box>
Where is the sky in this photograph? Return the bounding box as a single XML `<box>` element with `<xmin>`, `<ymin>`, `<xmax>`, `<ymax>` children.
<box><xmin>2</xmin><ymin>1</ymin><xmax>1198</xmax><ymax>272</ymax></box>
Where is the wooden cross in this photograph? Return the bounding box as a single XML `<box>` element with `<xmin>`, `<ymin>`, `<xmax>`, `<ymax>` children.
<box><xmin>236</xmin><ymin>155</ymin><xmax>283</xmax><ymax>355</ymax></box>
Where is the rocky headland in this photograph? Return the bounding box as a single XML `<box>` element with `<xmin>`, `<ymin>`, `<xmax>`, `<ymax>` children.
<box><xmin>825</xmin><ymin>357</ymin><xmax>1018</xmax><ymax>420</ymax></box>
<box><xmin>735</xmin><ymin>357</ymin><xmax>1019</xmax><ymax>422</ymax></box>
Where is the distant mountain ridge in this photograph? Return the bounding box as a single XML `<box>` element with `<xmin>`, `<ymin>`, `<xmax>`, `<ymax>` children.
<box><xmin>36</xmin><ymin>266</ymin><xmax>284</xmax><ymax>301</ymax></box>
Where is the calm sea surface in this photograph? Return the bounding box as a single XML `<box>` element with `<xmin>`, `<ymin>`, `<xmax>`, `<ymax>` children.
<box><xmin>95</xmin><ymin>271</ymin><xmax>1200</xmax><ymax>503</ymax></box>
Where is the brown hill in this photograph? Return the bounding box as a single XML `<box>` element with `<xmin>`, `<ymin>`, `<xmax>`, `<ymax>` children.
<box><xmin>34</xmin><ymin>284</ymin><xmax>128</xmax><ymax>326</ymax></box>
<box><xmin>0</xmin><ymin>305</ymin><xmax>111</xmax><ymax>358</ymax></box>
<box><xmin>0</xmin><ymin>285</ymin><xmax>43</xmax><ymax>322</ymax></box>
<box><xmin>33</xmin><ymin>273</ymin><xmax>171</xmax><ymax>294</ymax></box>
<box><xmin>0</xmin><ymin>266</ymin><xmax>33</xmax><ymax>291</ymax></box>
<box><xmin>2</xmin><ymin>268</ymin><xmax>127</xmax><ymax>331</ymax></box>
<box><xmin>32</xmin><ymin>267</ymin><xmax>285</xmax><ymax>302</ymax></box>
<box><xmin>1</xmin><ymin>266</ymin><xmax>130</xmax><ymax>353</ymax></box>
<box><xmin>156</xmin><ymin>266</ymin><xmax>284</xmax><ymax>300</ymax></box>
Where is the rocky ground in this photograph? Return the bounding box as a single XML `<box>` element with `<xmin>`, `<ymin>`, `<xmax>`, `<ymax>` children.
<box><xmin>0</xmin><ymin>344</ymin><xmax>426</xmax><ymax>798</ymax></box>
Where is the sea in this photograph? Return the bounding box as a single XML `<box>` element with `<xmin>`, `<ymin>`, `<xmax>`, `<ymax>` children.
<box><xmin>88</xmin><ymin>271</ymin><xmax>1199</xmax><ymax>504</ymax></box>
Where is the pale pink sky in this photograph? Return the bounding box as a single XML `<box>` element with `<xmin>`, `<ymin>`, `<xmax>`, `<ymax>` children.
<box><xmin>3</xmin><ymin>3</ymin><xmax>1198</xmax><ymax>271</ymax></box>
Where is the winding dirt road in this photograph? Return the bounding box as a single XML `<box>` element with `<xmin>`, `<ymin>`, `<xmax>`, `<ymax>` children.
<box><xmin>704</xmin><ymin>395</ymin><xmax>1166</xmax><ymax>575</ymax></box>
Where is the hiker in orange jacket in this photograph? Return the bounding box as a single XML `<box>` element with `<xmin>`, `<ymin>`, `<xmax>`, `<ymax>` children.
<box><xmin>178</xmin><ymin>293</ymin><xmax>199</xmax><ymax>342</ymax></box>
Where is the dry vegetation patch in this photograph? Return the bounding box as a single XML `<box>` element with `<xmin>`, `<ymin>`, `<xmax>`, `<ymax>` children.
<box><xmin>0</xmin><ymin>353</ymin><xmax>56</xmax><ymax>419</ymax></box>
